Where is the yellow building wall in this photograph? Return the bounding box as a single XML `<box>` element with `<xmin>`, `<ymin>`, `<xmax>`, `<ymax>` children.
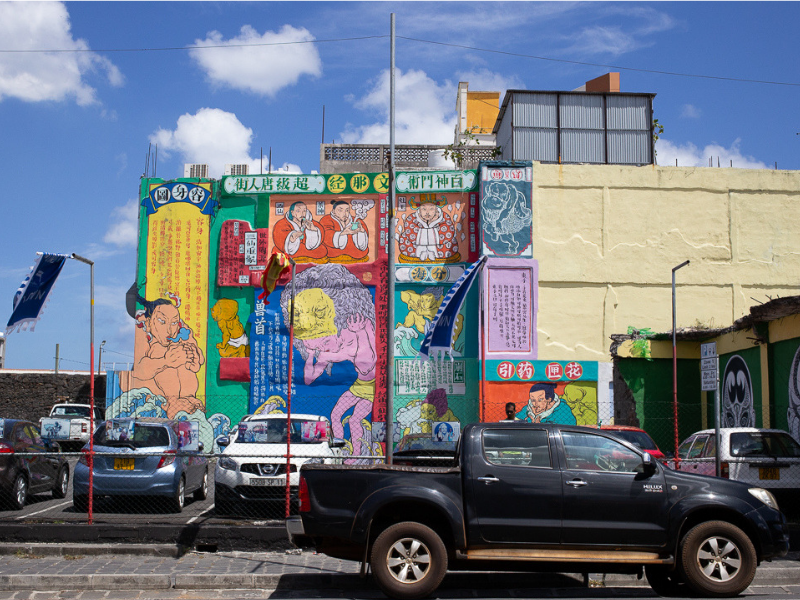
<box><xmin>533</xmin><ymin>164</ymin><xmax>800</xmax><ymax>361</ymax></box>
<box><xmin>466</xmin><ymin>92</ymin><xmax>499</xmax><ymax>134</ymax></box>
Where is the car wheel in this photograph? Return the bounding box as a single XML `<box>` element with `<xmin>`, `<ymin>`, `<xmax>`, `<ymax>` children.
<box><xmin>10</xmin><ymin>474</ymin><xmax>28</xmax><ymax>510</ymax></box>
<box><xmin>645</xmin><ymin>565</ymin><xmax>687</xmax><ymax>597</ymax></box>
<box><xmin>170</xmin><ymin>476</ymin><xmax>185</xmax><ymax>513</ymax></box>
<box><xmin>52</xmin><ymin>466</ymin><xmax>69</xmax><ymax>499</ymax></box>
<box><xmin>73</xmin><ymin>494</ymin><xmax>88</xmax><ymax>512</ymax></box>
<box><xmin>193</xmin><ymin>470</ymin><xmax>208</xmax><ymax>501</ymax></box>
<box><xmin>680</xmin><ymin>521</ymin><xmax>756</xmax><ymax>597</ymax></box>
<box><xmin>370</xmin><ymin>521</ymin><xmax>447</xmax><ymax>600</ymax></box>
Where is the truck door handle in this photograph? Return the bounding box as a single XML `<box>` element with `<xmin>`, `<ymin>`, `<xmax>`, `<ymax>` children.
<box><xmin>478</xmin><ymin>476</ymin><xmax>500</xmax><ymax>484</ymax></box>
<box><xmin>566</xmin><ymin>479</ymin><xmax>588</xmax><ymax>487</ymax></box>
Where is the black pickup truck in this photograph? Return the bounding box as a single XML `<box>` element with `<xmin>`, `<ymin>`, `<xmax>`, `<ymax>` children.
<box><xmin>287</xmin><ymin>422</ymin><xmax>789</xmax><ymax>599</ymax></box>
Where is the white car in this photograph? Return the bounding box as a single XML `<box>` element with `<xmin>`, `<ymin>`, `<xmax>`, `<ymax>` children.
<box><xmin>214</xmin><ymin>413</ymin><xmax>342</xmax><ymax>517</ymax></box>
<box><xmin>675</xmin><ymin>427</ymin><xmax>800</xmax><ymax>508</ymax></box>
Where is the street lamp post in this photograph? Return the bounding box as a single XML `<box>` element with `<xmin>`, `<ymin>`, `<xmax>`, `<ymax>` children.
<box><xmin>71</xmin><ymin>253</ymin><xmax>95</xmax><ymax>523</ymax></box>
<box><xmin>98</xmin><ymin>340</ymin><xmax>106</xmax><ymax>375</ymax></box>
<box><xmin>672</xmin><ymin>260</ymin><xmax>690</xmax><ymax>466</ymax></box>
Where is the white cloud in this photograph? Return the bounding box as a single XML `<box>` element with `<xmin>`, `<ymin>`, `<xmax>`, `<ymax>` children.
<box><xmin>656</xmin><ymin>138</ymin><xmax>768</xmax><ymax>169</ymax></box>
<box><xmin>189</xmin><ymin>24</ymin><xmax>322</xmax><ymax>97</ymax></box>
<box><xmin>680</xmin><ymin>104</ymin><xmax>701</xmax><ymax>119</ymax></box>
<box><xmin>340</xmin><ymin>69</ymin><xmax>457</xmax><ymax>145</ymax></box>
<box><xmin>564</xmin><ymin>26</ymin><xmax>637</xmax><ymax>57</ymax></box>
<box><xmin>0</xmin><ymin>2</ymin><xmax>122</xmax><ymax>105</ymax></box>
<box><xmin>104</xmin><ymin>199</ymin><xmax>140</xmax><ymax>248</ymax></box>
<box><xmin>151</xmin><ymin>108</ymin><xmax>255</xmax><ymax>177</ymax></box>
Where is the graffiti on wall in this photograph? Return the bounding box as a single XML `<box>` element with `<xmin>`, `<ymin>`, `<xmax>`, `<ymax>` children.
<box><xmin>788</xmin><ymin>346</ymin><xmax>800</xmax><ymax>441</ymax></box>
<box><xmin>270</xmin><ymin>198</ymin><xmax>377</xmax><ymax>264</ymax></box>
<box><xmin>722</xmin><ymin>355</ymin><xmax>756</xmax><ymax>428</ymax></box>
<box><xmin>480</xmin><ymin>163</ymin><xmax>533</xmax><ymax>257</ymax></box>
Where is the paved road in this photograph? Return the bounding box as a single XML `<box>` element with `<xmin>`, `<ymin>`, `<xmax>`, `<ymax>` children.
<box><xmin>0</xmin><ymin>545</ymin><xmax>796</xmax><ymax>599</ymax></box>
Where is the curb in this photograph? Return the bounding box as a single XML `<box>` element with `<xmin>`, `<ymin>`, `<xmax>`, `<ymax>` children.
<box><xmin>0</xmin><ymin>543</ymin><xmax>182</xmax><ymax>558</ymax></box>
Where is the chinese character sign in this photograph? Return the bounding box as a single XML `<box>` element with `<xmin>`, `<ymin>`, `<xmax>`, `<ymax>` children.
<box><xmin>480</xmin><ymin>162</ymin><xmax>533</xmax><ymax>257</ymax></box>
<box><xmin>217</xmin><ymin>220</ymin><xmax>271</xmax><ymax>286</ymax></box>
<box><xmin>483</xmin><ymin>258</ymin><xmax>538</xmax><ymax>360</ymax></box>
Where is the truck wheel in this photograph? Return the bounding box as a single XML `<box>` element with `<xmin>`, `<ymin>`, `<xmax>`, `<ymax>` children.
<box><xmin>645</xmin><ymin>565</ymin><xmax>686</xmax><ymax>597</ymax></box>
<box><xmin>370</xmin><ymin>521</ymin><xmax>447</xmax><ymax>600</ymax></box>
<box><xmin>52</xmin><ymin>466</ymin><xmax>69</xmax><ymax>499</ymax></box>
<box><xmin>680</xmin><ymin>521</ymin><xmax>756</xmax><ymax>597</ymax></box>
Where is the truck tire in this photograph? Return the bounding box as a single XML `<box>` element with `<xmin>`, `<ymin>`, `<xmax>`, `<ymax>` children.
<box><xmin>679</xmin><ymin>521</ymin><xmax>756</xmax><ymax>597</ymax></box>
<box><xmin>370</xmin><ymin>521</ymin><xmax>447</xmax><ymax>600</ymax></box>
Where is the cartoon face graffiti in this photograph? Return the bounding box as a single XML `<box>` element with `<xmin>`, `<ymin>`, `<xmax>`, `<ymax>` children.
<box><xmin>788</xmin><ymin>346</ymin><xmax>800</xmax><ymax>442</ymax></box>
<box><xmin>722</xmin><ymin>355</ymin><xmax>756</xmax><ymax>428</ymax></box>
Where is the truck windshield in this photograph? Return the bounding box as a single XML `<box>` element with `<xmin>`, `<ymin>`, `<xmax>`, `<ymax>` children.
<box><xmin>52</xmin><ymin>406</ymin><xmax>91</xmax><ymax>418</ymax></box>
<box><xmin>237</xmin><ymin>419</ymin><xmax>327</xmax><ymax>444</ymax></box>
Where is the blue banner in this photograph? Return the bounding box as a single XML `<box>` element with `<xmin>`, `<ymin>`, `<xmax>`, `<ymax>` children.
<box><xmin>419</xmin><ymin>256</ymin><xmax>486</xmax><ymax>360</ymax></box>
<box><xmin>6</xmin><ymin>253</ymin><xmax>68</xmax><ymax>334</ymax></box>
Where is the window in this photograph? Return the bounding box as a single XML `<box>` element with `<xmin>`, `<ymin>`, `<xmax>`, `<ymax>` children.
<box><xmin>731</xmin><ymin>432</ymin><xmax>800</xmax><ymax>458</ymax></box>
<box><xmin>688</xmin><ymin>435</ymin><xmax>708</xmax><ymax>459</ymax></box>
<box><xmin>483</xmin><ymin>428</ymin><xmax>551</xmax><ymax>468</ymax></box>
<box><xmin>701</xmin><ymin>435</ymin><xmax>717</xmax><ymax>458</ymax></box>
<box><xmin>562</xmin><ymin>431</ymin><xmax>643</xmax><ymax>473</ymax></box>
<box><xmin>678</xmin><ymin>437</ymin><xmax>696</xmax><ymax>459</ymax></box>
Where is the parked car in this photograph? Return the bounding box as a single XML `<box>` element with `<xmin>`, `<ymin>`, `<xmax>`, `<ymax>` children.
<box><xmin>675</xmin><ymin>428</ymin><xmax>800</xmax><ymax>508</ymax></box>
<box><xmin>72</xmin><ymin>418</ymin><xmax>208</xmax><ymax>513</ymax></box>
<box><xmin>290</xmin><ymin>422</ymin><xmax>789</xmax><ymax>599</ymax></box>
<box><xmin>600</xmin><ymin>424</ymin><xmax>666</xmax><ymax>460</ymax></box>
<box><xmin>215</xmin><ymin>413</ymin><xmax>341</xmax><ymax>516</ymax></box>
<box><xmin>40</xmin><ymin>403</ymin><xmax>105</xmax><ymax>451</ymax></box>
<box><xmin>0</xmin><ymin>419</ymin><xmax>69</xmax><ymax>509</ymax></box>
<box><xmin>392</xmin><ymin>433</ymin><xmax>458</xmax><ymax>467</ymax></box>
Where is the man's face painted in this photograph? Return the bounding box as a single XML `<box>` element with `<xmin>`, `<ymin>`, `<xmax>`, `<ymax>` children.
<box><xmin>528</xmin><ymin>390</ymin><xmax>553</xmax><ymax>415</ymax></box>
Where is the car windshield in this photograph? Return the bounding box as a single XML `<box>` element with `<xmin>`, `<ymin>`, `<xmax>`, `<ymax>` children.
<box><xmin>237</xmin><ymin>419</ymin><xmax>327</xmax><ymax>444</ymax></box>
<box><xmin>730</xmin><ymin>432</ymin><xmax>800</xmax><ymax>458</ymax></box>
<box><xmin>94</xmin><ymin>423</ymin><xmax>171</xmax><ymax>448</ymax></box>
<box><xmin>610</xmin><ymin>430</ymin><xmax>657</xmax><ymax>451</ymax></box>
<box><xmin>397</xmin><ymin>437</ymin><xmax>457</xmax><ymax>452</ymax></box>
<box><xmin>52</xmin><ymin>406</ymin><xmax>91</xmax><ymax>417</ymax></box>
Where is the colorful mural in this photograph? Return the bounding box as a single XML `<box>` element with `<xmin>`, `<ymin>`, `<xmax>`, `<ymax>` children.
<box><xmin>480</xmin><ymin>162</ymin><xmax>533</xmax><ymax>258</ymax></box>
<box><xmin>722</xmin><ymin>354</ymin><xmax>756</xmax><ymax>428</ymax></box>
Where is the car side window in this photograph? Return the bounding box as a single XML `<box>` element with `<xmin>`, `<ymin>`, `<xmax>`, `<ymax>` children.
<box><xmin>482</xmin><ymin>428</ymin><xmax>551</xmax><ymax>468</ymax></box>
<box><xmin>688</xmin><ymin>435</ymin><xmax>708</xmax><ymax>459</ymax></box>
<box><xmin>677</xmin><ymin>436</ymin><xmax>695</xmax><ymax>459</ymax></box>
<box><xmin>16</xmin><ymin>425</ymin><xmax>33</xmax><ymax>445</ymax></box>
<box><xmin>701</xmin><ymin>434</ymin><xmax>716</xmax><ymax>458</ymax></box>
<box><xmin>562</xmin><ymin>431</ymin><xmax>643</xmax><ymax>473</ymax></box>
<box><xmin>26</xmin><ymin>425</ymin><xmax>44</xmax><ymax>446</ymax></box>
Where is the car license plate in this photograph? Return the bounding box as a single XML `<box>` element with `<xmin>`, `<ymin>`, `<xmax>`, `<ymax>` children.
<box><xmin>250</xmin><ymin>478</ymin><xmax>283</xmax><ymax>486</ymax></box>
<box><xmin>114</xmin><ymin>458</ymin><xmax>134</xmax><ymax>470</ymax></box>
<box><xmin>759</xmin><ymin>467</ymin><xmax>780</xmax><ymax>480</ymax></box>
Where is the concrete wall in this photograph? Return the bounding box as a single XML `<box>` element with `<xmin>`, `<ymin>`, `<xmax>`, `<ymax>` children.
<box><xmin>533</xmin><ymin>164</ymin><xmax>800</xmax><ymax>361</ymax></box>
<box><xmin>0</xmin><ymin>372</ymin><xmax>105</xmax><ymax>423</ymax></box>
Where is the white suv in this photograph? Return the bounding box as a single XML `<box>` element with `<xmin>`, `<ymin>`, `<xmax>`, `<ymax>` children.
<box><xmin>214</xmin><ymin>413</ymin><xmax>342</xmax><ymax>517</ymax></box>
<box><xmin>675</xmin><ymin>427</ymin><xmax>800</xmax><ymax>510</ymax></box>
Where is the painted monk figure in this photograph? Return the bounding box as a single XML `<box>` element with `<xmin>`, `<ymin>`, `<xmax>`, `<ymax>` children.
<box><xmin>272</xmin><ymin>201</ymin><xmax>327</xmax><ymax>263</ymax></box>
<box><xmin>320</xmin><ymin>200</ymin><xmax>369</xmax><ymax>263</ymax></box>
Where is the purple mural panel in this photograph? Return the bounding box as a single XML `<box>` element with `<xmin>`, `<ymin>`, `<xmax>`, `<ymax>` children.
<box><xmin>482</xmin><ymin>258</ymin><xmax>538</xmax><ymax>361</ymax></box>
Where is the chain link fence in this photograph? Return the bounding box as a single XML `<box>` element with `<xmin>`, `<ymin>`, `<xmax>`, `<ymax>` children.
<box><xmin>2</xmin><ymin>389</ymin><xmax>799</xmax><ymax>524</ymax></box>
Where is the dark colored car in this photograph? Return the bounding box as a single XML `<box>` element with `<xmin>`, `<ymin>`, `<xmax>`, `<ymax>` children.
<box><xmin>0</xmin><ymin>419</ymin><xmax>69</xmax><ymax>509</ymax></box>
<box><xmin>73</xmin><ymin>418</ymin><xmax>208</xmax><ymax>513</ymax></box>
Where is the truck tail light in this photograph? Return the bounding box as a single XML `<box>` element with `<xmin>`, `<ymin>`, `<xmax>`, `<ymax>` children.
<box><xmin>0</xmin><ymin>442</ymin><xmax>14</xmax><ymax>454</ymax></box>
<box><xmin>721</xmin><ymin>462</ymin><xmax>729</xmax><ymax>478</ymax></box>
<box><xmin>81</xmin><ymin>423</ymin><xmax>88</xmax><ymax>434</ymax></box>
<box><xmin>299</xmin><ymin>475</ymin><xmax>310</xmax><ymax>512</ymax></box>
<box><xmin>157</xmin><ymin>450</ymin><xmax>176</xmax><ymax>469</ymax></box>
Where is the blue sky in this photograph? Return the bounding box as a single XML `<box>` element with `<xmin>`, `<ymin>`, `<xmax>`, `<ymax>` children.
<box><xmin>1</xmin><ymin>1</ymin><xmax>798</xmax><ymax>372</ymax></box>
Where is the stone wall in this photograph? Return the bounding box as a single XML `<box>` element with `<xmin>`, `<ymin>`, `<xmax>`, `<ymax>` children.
<box><xmin>0</xmin><ymin>372</ymin><xmax>106</xmax><ymax>423</ymax></box>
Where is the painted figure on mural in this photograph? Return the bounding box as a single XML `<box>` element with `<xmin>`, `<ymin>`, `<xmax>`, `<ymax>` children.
<box><xmin>272</xmin><ymin>202</ymin><xmax>326</xmax><ymax>262</ymax></box>
<box><xmin>124</xmin><ymin>293</ymin><xmax>205</xmax><ymax>419</ymax></box>
<box><xmin>320</xmin><ymin>200</ymin><xmax>369</xmax><ymax>263</ymax></box>
<box><xmin>789</xmin><ymin>346</ymin><xmax>800</xmax><ymax>442</ymax></box>
<box><xmin>398</xmin><ymin>194</ymin><xmax>461</xmax><ymax>263</ymax></box>
<box><xmin>280</xmin><ymin>265</ymin><xmax>376</xmax><ymax>462</ymax></box>
<box><xmin>394</xmin><ymin>288</ymin><xmax>464</xmax><ymax>356</ymax></box>
<box><xmin>395</xmin><ymin>388</ymin><xmax>459</xmax><ymax>436</ymax></box>
<box><xmin>211</xmin><ymin>298</ymin><xmax>249</xmax><ymax>358</ymax></box>
<box><xmin>517</xmin><ymin>382</ymin><xmax>576</xmax><ymax>424</ymax></box>
<box><xmin>481</xmin><ymin>181</ymin><xmax>533</xmax><ymax>255</ymax></box>
<box><xmin>561</xmin><ymin>382</ymin><xmax>598</xmax><ymax>427</ymax></box>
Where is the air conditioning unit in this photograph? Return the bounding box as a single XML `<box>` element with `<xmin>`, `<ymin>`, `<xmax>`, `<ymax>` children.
<box><xmin>225</xmin><ymin>164</ymin><xmax>249</xmax><ymax>176</ymax></box>
<box><xmin>183</xmin><ymin>163</ymin><xmax>209</xmax><ymax>178</ymax></box>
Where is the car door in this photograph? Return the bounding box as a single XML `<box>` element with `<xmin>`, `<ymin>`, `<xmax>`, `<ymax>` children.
<box><xmin>559</xmin><ymin>430</ymin><xmax>670</xmax><ymax>548</ymax></box>
<box><xmin>16</xmin><ymin>424</ymin><xmax>48</xmax><ymax>492</ymax></box>
<box><xmin>468</xmin><ymin>426</ymin><xmax>562</xmax><ymax>545</ymax></box>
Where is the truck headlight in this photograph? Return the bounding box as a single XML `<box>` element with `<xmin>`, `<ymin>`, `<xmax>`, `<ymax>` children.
<box><xmin>218</xmin><ymin>457</ymin><xmax>238</xmax><ymax>471</ymax></box>
<box><xmin>749</xmin><ymin>488</ymin><xmax>779</xmax><ymax>511</ymax></box>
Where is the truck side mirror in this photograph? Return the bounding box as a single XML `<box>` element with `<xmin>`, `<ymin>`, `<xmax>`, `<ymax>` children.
<box><xmin>329</xmin><ymin>438</ymin><xmax>347</xmax><ymax>449</ymax></box>
<box><xmin>217</xmin><ymin>436</ymin><xmax>230</xmax><ymax>451</ymax></box>
<box><xmin>641</xmin><ymin>452</ymin><xmax>657</xmax><ymax>474</ymax></box>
